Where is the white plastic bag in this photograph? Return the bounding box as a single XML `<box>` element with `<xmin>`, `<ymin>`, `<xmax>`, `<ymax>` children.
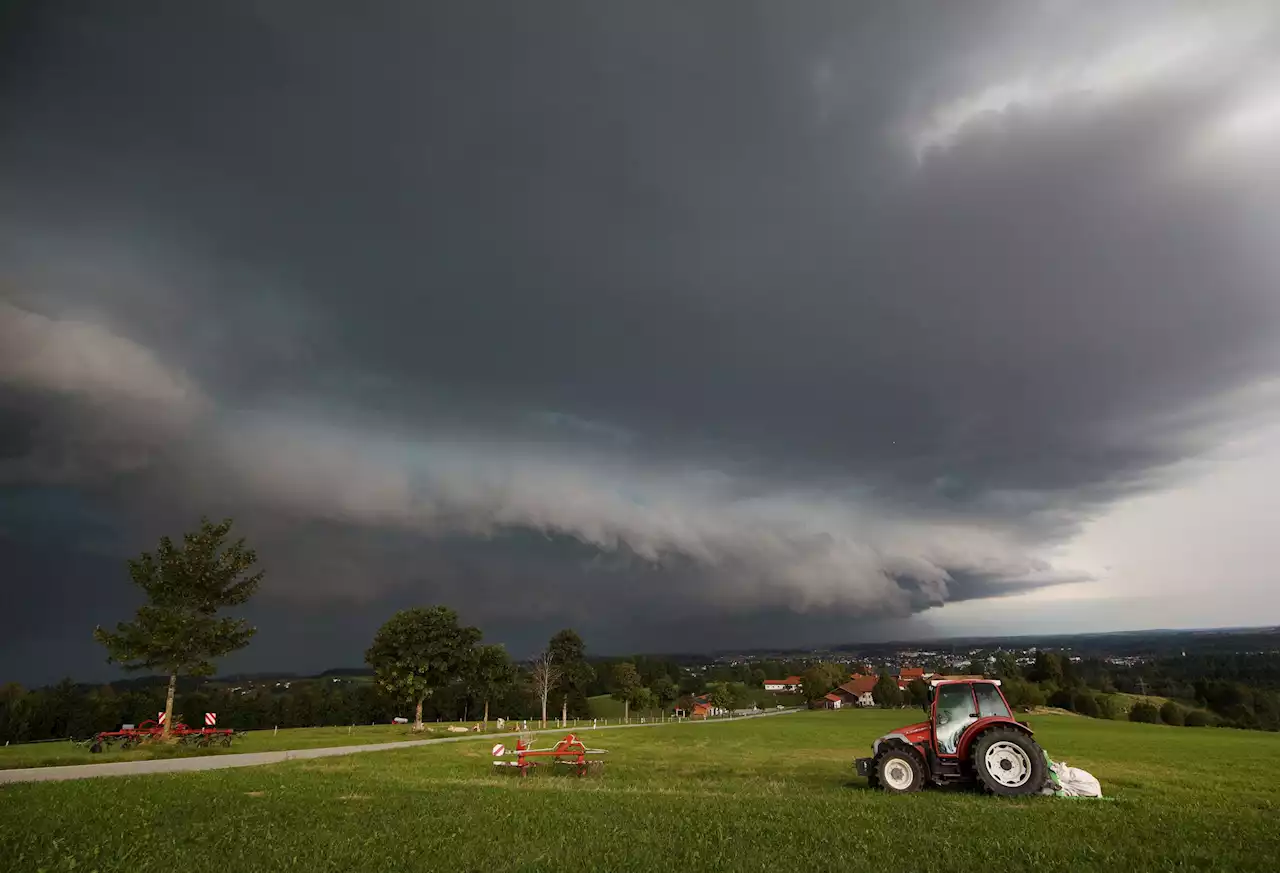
<box><xmin>1050</xmin><ymin>761</ymin><xmax>1103</xmax><ymax>797</ymax></box>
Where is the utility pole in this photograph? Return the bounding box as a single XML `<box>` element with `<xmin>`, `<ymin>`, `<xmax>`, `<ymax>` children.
<box><xmin>562</xmin><ymin>695</ymin><xmax>568</xmax><ymax>728</ymax></box>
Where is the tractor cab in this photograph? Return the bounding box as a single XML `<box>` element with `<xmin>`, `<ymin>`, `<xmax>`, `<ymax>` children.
<box><xmin>855</xmin><ymin>679</ymin><xmax>1047</xmax><ymax>795</ymax></box>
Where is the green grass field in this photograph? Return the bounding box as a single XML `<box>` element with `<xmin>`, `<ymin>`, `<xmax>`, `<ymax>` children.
<box><xmin>3</xmin><ymin>710</ymin><xmax>1278</xmax><ymax>872</ymax></box>
<box><xmin>587</xmin><ymin>689</ymin><xmax>803</xmax><ymax>718</ymax></box>
<box><xmin>0</xmin><ymin>721</ymin><xmax>524</xmax><ymax>770</ymax></box>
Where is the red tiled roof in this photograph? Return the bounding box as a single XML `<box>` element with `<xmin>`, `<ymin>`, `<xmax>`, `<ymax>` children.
<box><xmin>823</xmin><ymin>692</ymin><xmax>842</xmax><ymax>702</ymax></box>
<box><xmin>899</xmin><ymin>667</ymin><xmax>926</xmax><ymax>680</ymax></box>
<box><xmin>838</xmin><ymin>675</ymin><xmax>878</xmax><ymax>696</ymax></box>
<box><xmin>782</xmin><ymin>675</ymin><xmax>803</xmax><ymax>685</ymax></box>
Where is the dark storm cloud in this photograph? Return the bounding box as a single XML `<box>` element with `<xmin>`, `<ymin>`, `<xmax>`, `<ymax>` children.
<box><xmin>3</xmin><ymin>1</ymin><xmax>1280</xmax><ymax>680</ymax></box>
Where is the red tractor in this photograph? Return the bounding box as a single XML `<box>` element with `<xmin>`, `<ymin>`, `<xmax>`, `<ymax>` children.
<box><xmin>855</xmin><ymin>678</ymin><xmax>1047</xmax><ymax>796</ymax></box>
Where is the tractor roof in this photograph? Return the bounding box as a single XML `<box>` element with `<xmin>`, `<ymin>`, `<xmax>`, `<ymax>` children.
<box><xmin>929</xmin><ymin>677</ymin><xmax>1001</xmax><ymax>688</ymax></box>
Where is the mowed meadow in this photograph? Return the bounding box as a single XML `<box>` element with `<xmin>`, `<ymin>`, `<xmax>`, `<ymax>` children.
<box><xmin>3</xmin><ymin>710</ymin><xmax>1279</xmax><ymax>872</ymax></box>
<box><xmin>0</xmin><ymin>721</ymin><xmax>510</xmax><ymax>770</ymax></box>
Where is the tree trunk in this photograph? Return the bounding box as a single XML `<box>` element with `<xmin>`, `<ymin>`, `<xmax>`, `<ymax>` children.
<box><xmin>483</xmin><ymin>698</ymin><xmax>490</xmax><ymax>730</ymax></box>
<box><xmin>162</xmin><ymin>672</ymin><xmax>177</xmax><ymax>740</ymax></box>
<box><xmin>540</xmin><ymin>688</ymin><xmax>548</xmax><ymax>728</ymax></box>
<box><xmin>414</xmin><ymin>697</ymin><xmax>424</xmax><ymax>732</ymax></box>
<box><xmin>561</xmin><ymin>696</ymin><xmax>567</xmax><ymax>727</ymax></box>
<box><xmin>624</xmin><ymin>698</ymin><xmax>630</xmax><ymax>724</ymax></box>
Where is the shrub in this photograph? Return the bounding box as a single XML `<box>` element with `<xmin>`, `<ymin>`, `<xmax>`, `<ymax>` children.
<box><xmin>1159</xmin><ymin>701</ymin><xmax>1185</xmax><ymax>726</ymax></box>
<box><xmin>1185</xmin><ymin>709</ymin><xmax>1214</xmax><ymax>727</ymax></box>
<box><xmin>1129</xmin><ymin>701</ymin><xmax>1161</xmax><ymax>723</ymax></box>
<box><xmin>1094</xmin><ymin>694</ymin><xmax>1122</xmax><ymax>720</ymax></box>
<box><xmin>1072</xmin><ymin>692</ymin><xmax>1101</xmax><ymax>718</ymax></box>
<box><xmin>1047</xmin><ymin>688</ymin><xmax>1074</xmax><ymax>710</ymax></box>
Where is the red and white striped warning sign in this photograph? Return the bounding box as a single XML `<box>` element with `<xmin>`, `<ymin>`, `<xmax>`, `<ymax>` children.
<box><xmin>157</xmin><ymin>711</ymin><xmax>167</xmax><ymax>724</ymax></box>
<box><xmin>204</xmin><ymin>712</ymin><xmax>217</xmax><ymax>726</ymax></box>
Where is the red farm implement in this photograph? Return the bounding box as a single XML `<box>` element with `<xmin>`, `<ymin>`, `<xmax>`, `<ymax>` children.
<box><xmin>490</xmin><ymin>733</ymin><xmax>607</xmax><ymax>776</ymax></box>
<box><xmin>85</xmin><ymin>719</ymin><xmax>239</xmax><ymax>753</ymax></box>
<box><xmin>855</xmin><ymin>679</ymin><xmax>1046</xmax><ymax>796</ymax></box>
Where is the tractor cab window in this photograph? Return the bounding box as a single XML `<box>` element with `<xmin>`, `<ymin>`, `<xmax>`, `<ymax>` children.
<box><xmin>933</xmin><ymin>683</ymin><xmax>977</xmax><ymax>755</ymax></box>
<box><xmin>973</xmin><ymin>683</ymin><xmax>1011</xmax><ymax>718</ymax></box>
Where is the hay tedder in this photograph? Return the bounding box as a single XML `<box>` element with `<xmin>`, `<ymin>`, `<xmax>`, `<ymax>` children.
<box><xmin>84</xmin><ymin>717</ymin><xmax>240</xmax><ymax>753</ymax></box>
<box><xmin>490</xmin><ymin>733</ymin><xmax>607</xmax><ymax>776</ymax></box>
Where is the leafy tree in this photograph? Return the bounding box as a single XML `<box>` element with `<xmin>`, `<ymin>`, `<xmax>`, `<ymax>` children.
<box><xmin>1060</xmin><ymin>657</ymin><xmax>1081</xmax><ymax>688</ymax></box>
<box><xmin>1129</xmin><ymin>701</ymin><xmax>1161</xmax><ymax>723</ymax></box>
<box><xmin>751</xmin><ymin>668</ymin><xmax>767</xmax><ymax>688</ymax></box>
<box><xmin>1072</xmin><ymin>691</ymin><xmax>1101</xmax><ymax>718</ymax></box>
<box><xmin>365</xmin><ymin>606</ymin><xmax>481</xmax><ymax>732</ymax></box>
<box><xmin>992</xmin><ymin>652</ymin><xmax>1022</xmax><ymax>679</ymax></box>
<box><xmin>548</xmin><ymin>629</ymin><xmax>596</xmax><ymax>718</ymax></box>
<box><xmin>1159</xmin><ymin>700</ymin><xmax>1185</xmax><ymax>726</ymax></box>
<box><xmin>905</xmin><ymin>678</ymin><xmax>929</xmax><ymax>708</ymax></box>
<box><xmin>630</xmin><ymin>687</ymin><xmax>655</xmax><ymax>717</ymax></box>
<box><xmin>612</xmin><ymin>662</ymin><xmax>642</xmax><ymax>722</ymax></box>
<box><xmin>1048</xmin><ymin>688</ymin><xmax>1074</xmax><ymax>710</ymax></box>
<box><xmin>707</xmin><ymin>682</ymin><xmax>734</xmax><ymax>712</ymax></box>
<box><xmin>93</xmin><ymin>517</ymin><xmax>262</xmax><ymax>739</ymax></box>
<box><xmin>652</xmin><ymin>675</ymin><xmax>678</xmax><ymax>711</ymax></box>
<box><xmin>468</xmin><ymin>644</ymin><xmax>516</xmax><ymax>728</ymax></box>
<box><xmin>726</xmin><ymin>682</ymin><xmax>750</xmax><ymax>710</ymax></box>
<box><xmin>1094</xmin><ymin>694</ymin><xmax>1122</xmax><ymax>720</ymax></box>
<box><xmin>801</xmin><ymin>663</ymin><xmax>846</xmax><ymax>702</ymax></box>
<box><xmin>872</xmin><ymin>675</ymin><xmax>903</xmax><ymax>708</ymax></box>
<box><xmin>1029</xmin><ymin>652</ymin><xmax>1064</xmax><ymax>686</ymax></box>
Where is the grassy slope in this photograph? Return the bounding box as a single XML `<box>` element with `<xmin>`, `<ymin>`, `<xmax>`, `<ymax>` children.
<box><xmin>3</xmin><ymin>710</ymin><xmax>1278</xmax><ymax>872</ymax></box>
<box><xmin>587</xmin><ymin>693</ymin><xmax>627</xmax><ymax>718</ymax></box>
<box><xmin>1101</xmin><ymin>692</ymin><xmax>1171</xmax><ymax>713</ymax></box>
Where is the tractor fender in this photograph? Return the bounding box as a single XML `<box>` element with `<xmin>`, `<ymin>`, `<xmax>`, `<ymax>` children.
<box><xmin>957</xmin><ymin>717</ymin><xmax>1035</xmax><ymax>760</ymax></box>
<box><xmin>871</xmin><ymin>732</ymin><xmax>915</xmax><ymax>757</ymax></box>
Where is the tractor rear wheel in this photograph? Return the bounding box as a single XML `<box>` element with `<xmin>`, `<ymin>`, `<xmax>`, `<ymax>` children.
<box><xmin>874</xmin><ymin>747</ymin><xmax>925</xmax><ymax>794</ymax></box>
<box><xmin>972</xmin><ymin>729</ymin><xmax>1046</xmax><ymax>796</ymax></box>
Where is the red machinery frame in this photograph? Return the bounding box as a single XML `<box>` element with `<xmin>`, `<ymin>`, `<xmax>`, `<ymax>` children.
<box><xmin>491</xmin><ymin>733</ymin><xmax>607</xmax><ymax>776</ymax></box>
<box><xmin>87</xmin><ymin>719</ymin><xmax>238</xmax><ymax>752</ymax></box>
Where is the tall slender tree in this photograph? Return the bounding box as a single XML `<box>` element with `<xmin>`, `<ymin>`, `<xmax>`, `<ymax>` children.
<box><xmin>468</xmin><ymin>644</ymin><xmax>517</xmax><ymax>729</ymax></box>
<box><xmin>93</xmin><ymin>517</ymin><xmax>262</xmax><ymax>739</ymax></box>
<box><xmin>611</xmin><ymin>662</ymin><xmax>642</xmax><ymax>723</ymax></box>
<box><xmin>547</xmin><ymin>629</ymin><xmax>596</xmax><ymax>718</ymax></box>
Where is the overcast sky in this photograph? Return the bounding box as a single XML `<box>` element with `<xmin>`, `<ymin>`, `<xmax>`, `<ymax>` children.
<box><xmin>3</xmin><ymin>1</ymin><xmax>1279</xmax><ymax>684</ymax></box>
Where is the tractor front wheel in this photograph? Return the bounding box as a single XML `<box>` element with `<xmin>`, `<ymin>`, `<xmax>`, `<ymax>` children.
<box><xmin>875</xmin><ymin>747</ymin><xmax>925</xmax><ymax>794</ymax></box>
<box><xmin>972</xmin><ymin>729</ymin><xmax>1046</xmax><ymax>796</ymax></box>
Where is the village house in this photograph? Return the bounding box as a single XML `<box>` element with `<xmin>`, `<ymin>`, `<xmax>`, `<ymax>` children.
<box><xmin>681</xmin><ymin>694</ymin><xmax>728</xmax><ymax>719</ymax></box>
<box><xmin>763</xmin><ymin>675</ymin><xmax>803</xmax><ymax>692</ymax></box>
<box><xmin>827</xmin><ymin>675</ymin><xmax>878</xmax><ymax>707</ymax></box>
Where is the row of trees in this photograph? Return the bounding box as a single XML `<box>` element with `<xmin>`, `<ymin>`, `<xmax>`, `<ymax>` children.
<box><xmin>1002</xmin><ymin>651</ymin><xmax>1280</xmax><ymax>731</ymax></box>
